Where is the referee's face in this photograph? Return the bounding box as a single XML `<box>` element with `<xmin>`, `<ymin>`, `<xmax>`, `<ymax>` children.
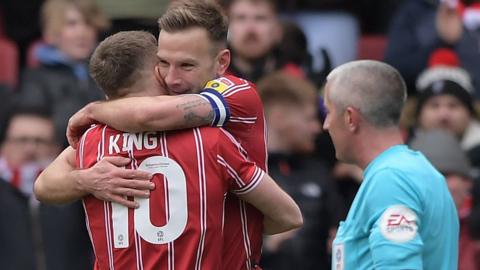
<box><xmin>157</xmin><ymin>27</ymin><xmax>229</xmax><ymax>96</ymax></box>
<box><xmin>323</xmin><ymin>83</ymin><xmax>350</xmax><ymax>162</ymax></box>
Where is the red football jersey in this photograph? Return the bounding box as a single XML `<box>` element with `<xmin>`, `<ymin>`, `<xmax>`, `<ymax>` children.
<box><xmin>77</xmin><ymin>125</ymin><xmax>264</xmax><ymax>270</ymax></box>
<box><xmin>201</xmin><ymin>75</ymin><xmax>267</xmax><ymax>270</ymax></box>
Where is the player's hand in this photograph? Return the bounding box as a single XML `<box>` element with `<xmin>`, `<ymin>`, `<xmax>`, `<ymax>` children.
<box><xmin>67</xmin><ymin>102</ymin><xmax>98</xmax><ymax>149</ymax></box>
<box><xmin>77</xmin><ymin>156</ymin><xmax>154</xmax><ymax>208</ymax></box>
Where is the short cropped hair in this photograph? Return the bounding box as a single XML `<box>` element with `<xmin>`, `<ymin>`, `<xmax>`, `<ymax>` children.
<box><xmin>327</xmin><ymin>60</ymin><xmax>407</xmax><ymax>127</ymax></box>
<box><xmin>223</xmin><ymin>0</ymin><xmax>277</xmax><ymax>13</ymax></box>
<box><xmin>89</xmin><ymin>31</ymin><xmax>158</xmax><ymax>98</ymax></box>
<box><xmin>258</xmin><ymin>72</ymin><xmax>317</xmax><ymax>110</ymax></box>
<box><xmin>158</xmin><ymin>0</ymin><xmax>228</xmax><ymax>47</ymax></box>
<box><xmin>41</xmin><ymin>0</ymin><xmax>109</xmax><ymax>35</ymax></box>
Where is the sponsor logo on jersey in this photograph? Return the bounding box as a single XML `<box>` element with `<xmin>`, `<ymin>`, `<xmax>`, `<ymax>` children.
<box><xmin>205</xmin><ymin>79</ymin><xmax>230</xmax><ymax>93</ymax></box>
<box><xmin>380</xmin><ymin>205</ymin><xmax>418</xmax><ymax>243</ymax></box>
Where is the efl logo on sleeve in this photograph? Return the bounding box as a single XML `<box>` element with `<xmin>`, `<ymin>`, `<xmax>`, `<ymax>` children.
<box><xmin>379</xmin><ymin>205</ymin><xmax>418</xmax><ymax>243</ymax></box>
<box><xmin>332</xmin><ymin>243</ymin><xmax>344</xmax><ymax>270</ymax></box>
<box><xmin>205</xmin><ymin>79</ymin><xmax>229</xmax><ymax>94</ymax></box>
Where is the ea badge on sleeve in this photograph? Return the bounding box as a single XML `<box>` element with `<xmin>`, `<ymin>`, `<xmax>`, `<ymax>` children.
<box><xmin>379</xmin><ymin>205</ymin><xmax>418</xmax><ymax>243</ymax></box>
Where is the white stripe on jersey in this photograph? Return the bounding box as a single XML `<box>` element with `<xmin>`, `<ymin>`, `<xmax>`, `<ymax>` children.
<box><xmin>101</xmin><ymin>126</ymin><xmax>106</xmax><ymax>159</ymax></box>
<box><xmin>78</xmin><ymin>125</ymin><xmax>95</xmax><ymax>169</ymax></box>
<box><xmin>104</xmin><ymin>201</ymin><xmax>115</xmax><ymax>270</ymax></box>
<box><xmin>99</xmin><ymin>127</ymin><xmax>115</xmax><ymax>270</ymax></box>
<box><xmin>160</xmin><ymin>133</ymin><xmax>175</xmax><ymax>270</ymax></box>
<box><xmin>223</xmin><ymin>85</ymin><xmax>251</xmax><ymax>98</ymax></box>
<box><xmin>82</xmin><ymin>201</ymin><xmax>97</xmax><ymax>258</ymax></box>
<box><xmin>229</xmin><ymin>119</ymin><xmax>256</xmax><ymax>124</ymax></box>
<box><xmin>230</xmin><ymin>116</ymin><xmax>257</xmax><ymax>121</ymax></box>
<box><xmin>79</xmin><ymin>125</ymin><xmax>99</xmax><ymax>261</ymax></box>
<box><xmin>221</xmin><ymin>81</ymin><xmax>249</xmax><ymax>97</ymax></box>
<box><xmin>127</xmin><ymin>133</ymin><xmax>144</xmax><ymax>270</ymax></box>
<box><xmin>194</xmin><ymin>128</ymin><xmax>207</xmax><ymax>270</ymax></box>
<box><xmin>233</xmin><ymin>167</ymin><xmax>264</xmax><ymax>195</ymax></box>
<box><xmin>263</xmin><ymin>117</ymin><xmax>269</xmax><ymax>173</ymax></box>
<box><xmin>219</xmin><ymin>129</ymin><xmax>248</xmax><ymax>160</ymax></box>
<box><xmin>217</xmin><ymin>155</ymin><xmax>245</xmax><ymax>188</ymax></box>
<box><xmin>240</xmin><ymin>201</ymin><xmax>252</xmax><ymax>270</ymax></box>
<box><xmin>136</xmin><ymin>233</ymin><xmax>144</xmax><ymax>270</ymax></box>
<box><xmin>133</xmin><ymin>228</ymin><xmax>141</xmax><ymax>270</ymax></box>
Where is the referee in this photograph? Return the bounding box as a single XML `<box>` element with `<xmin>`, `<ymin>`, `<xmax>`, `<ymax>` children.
<box><xmin>323</xmin><ymin>60</ymin><xmax>458</xmax><ymax>270</ymax></box>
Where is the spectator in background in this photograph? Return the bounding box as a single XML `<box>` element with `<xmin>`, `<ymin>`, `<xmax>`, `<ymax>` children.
<box><xmin>0</xmin><ymin>84</ymin><xmax>13</xmax><ymax>140</ymax></box>
<box><xmin>0</xmin><ymin>106</ymin><xmax>93</xmax><ymax>270</ymax></box>
<box><xmin>276</xmin><ymin>20</ymin><xmax>331</xmax><ymax>87</ymax></box>
<box><xmin>258</xmin><ymin>72</ymin><xmax>342</xmax><ymax>269</ymax></box>
<box><xmin>414</xmin><ymin>49</ymin><xmax>480</xmax><ymax>169</ymax></box>
<box><xmin>18</xmin><ymin>0</ymin><xmax>109</xmax><ymax>147</ymax></box>
<box><xmin>385</xmin><ymin>0</ymin><xmax>480</xmax><ymax>96</ymax></box>
<box><xmin>410</xmin><ymin>129</ymin><xmax>480</xmax><ymax>270</ymax></box>
<box><xmin>276</xmin><ymin>21</ymin><xmax>312</xmax><ymax>79</ymax></box>
<box><xmin>95</xmin><ymin>0</ymin><xmax>169</xmax><ymax>36</ymax></box>
<box><xmin>224</xmin><ymin>0</ymin><xmax>281</xmax><ymax>82</ymax></box>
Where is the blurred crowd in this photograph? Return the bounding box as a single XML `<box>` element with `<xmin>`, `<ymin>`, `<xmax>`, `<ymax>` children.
<box><xmin>0</xmin><ymin>0</ymin><xmax>479</xmax><ymax>269</ymax></box>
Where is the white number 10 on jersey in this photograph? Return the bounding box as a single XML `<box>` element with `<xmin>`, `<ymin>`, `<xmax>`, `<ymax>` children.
<box><xmin>111</xmin><ymin>156</ymin><xmax>188</xmax><ymax>248</ymax></box>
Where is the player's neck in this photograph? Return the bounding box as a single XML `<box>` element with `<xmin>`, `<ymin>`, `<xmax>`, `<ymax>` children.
<box><xmin>123</xmin><ymin>75</ymin><xmax>163</xmax><ymax>98</ymax></box>
<box><xmin>355</xmin><ymin>127</ymin><xmax>404</xmax><ymax>169</ymax></box>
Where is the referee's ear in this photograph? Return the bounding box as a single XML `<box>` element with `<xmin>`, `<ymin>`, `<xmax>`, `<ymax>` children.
<box><xmin>215</xmin><ymin>49</ymin><xmax>230</xmax><ymax>76</ymax></box>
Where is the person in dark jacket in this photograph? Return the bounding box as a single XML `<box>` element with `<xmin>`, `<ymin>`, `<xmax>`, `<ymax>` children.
<box><xmin>18</xmin><ymin>0</ymin><xmax>110</xmax><ymax>147</ymax></box>
<box><xmin>0</xmin><ymin>105</ymin><xmax>93</xmax><ymax>270</ymax></box>
<box><xmin>385</xmin><ymin>0</ymin><xmax>480</xmax><ymax>97</ymax></box>
<box><xmin>258</xmin><ymin>72</ymin><xmax>343</xmax><ymax>269</ymax></box>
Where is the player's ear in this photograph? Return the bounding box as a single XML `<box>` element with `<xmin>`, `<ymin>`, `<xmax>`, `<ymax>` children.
<box><xmin>154</xmin><ymin>65</ymin><xmax>162</xmax><ymax>82</ymax></box>
<box><xmin>344</xmin><ymin>106</ymin><xmax>360</xmax><ymax>133</ymax></box>
<box><xmin>215</xmin><ymin>48</ymin><xmax>230</xmax><ymax>76</ymax></box>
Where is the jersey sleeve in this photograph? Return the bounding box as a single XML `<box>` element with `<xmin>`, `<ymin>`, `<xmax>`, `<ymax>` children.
<box><xmin>200</xmin><ymin>77</ymin><xmax>261</xmax><ymax>132</ymax></box>
<box><xmin>216</xmin><ymin>129</ymin><xmax>265</xmax><ymax>195</ymax></box>
<box><xmin>76</xmin><ymin>126</ymin><xmax>101</xmax><ymax>170</ymax></box>
<box><xmin>364</xmin><ymin>168</ymin><xmax>424</xmax><ymax>269</ymax></box>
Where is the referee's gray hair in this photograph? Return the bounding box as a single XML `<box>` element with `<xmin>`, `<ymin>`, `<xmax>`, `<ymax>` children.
<box><xmin>326</xmin><ymin>60</ymin><xmax>407</xmax><ymax>127</ymax></box>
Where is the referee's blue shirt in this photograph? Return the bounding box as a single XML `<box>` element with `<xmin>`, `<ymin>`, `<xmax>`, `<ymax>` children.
<box><xmin>332</xmin><ymin>145</ymin><xmax>458</xmax><ymax>270</ymax></box>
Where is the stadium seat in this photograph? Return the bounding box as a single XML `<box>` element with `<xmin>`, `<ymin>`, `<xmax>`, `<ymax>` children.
<box><xmin>357</xmin><ymin>35</ymin><xmax>387</xmax><ymax>61</ymax></box>
<box><xmin>26</xmin><ymin>39</ymin><xmax>44</xmax><ymax>68</ymax></box>
<box><xmin>0</xmin><ymin>37</ymin><xmax>18</xmax><ymax>89</ymax></box>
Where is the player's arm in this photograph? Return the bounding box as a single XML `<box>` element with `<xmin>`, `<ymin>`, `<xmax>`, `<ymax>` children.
<box><xmin>366</xmin><ymin>169</ymin><xmax>424</xmax><ymax>269</ymax></box>
<box><xmin>34</xmin><ymin>147</ymin><xmax>153</xmax><ymax>207</ymax></box>
<box><xmin>67</xmin><ymin>93</ymin><xmax>219</xmax><ymax>148</ymax></box>
<box><xmin>237</xmin><ymin>173</ymin><xmax>303</xmax><ymax>235</ymax></box>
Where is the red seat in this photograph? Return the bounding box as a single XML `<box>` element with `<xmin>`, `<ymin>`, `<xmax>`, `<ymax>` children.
<box><xmin>0</xmin><ymin>37</ymin><xmax>18</xmax><ymax>89</ymax></box>
<box><xmin>357</xmin><ymin>35</ymin><xmax>388</xmax><ymax>61</ymax></box>
<box><xmin>26</xmin><ymin>39</ymin><xmax>44</xmax><ymax>68</ymax></box>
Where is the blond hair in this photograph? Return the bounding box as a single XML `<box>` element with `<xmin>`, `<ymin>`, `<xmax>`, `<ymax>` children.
<box><xmin>41</xmin><ymin>0</ymin><xmax>110</xmax><ymax>36</ymax></box>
